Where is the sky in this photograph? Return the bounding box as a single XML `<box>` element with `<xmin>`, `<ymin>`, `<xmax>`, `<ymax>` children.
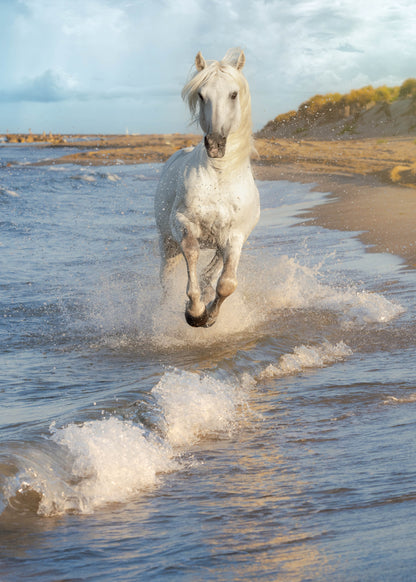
<box><xmin>1</xmin><ymin>0</ymin><xmax>416</xmax><ymax>134</ymax></box>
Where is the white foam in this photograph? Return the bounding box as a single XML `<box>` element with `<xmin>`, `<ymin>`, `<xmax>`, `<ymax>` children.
<box><xmin>105</xmin><ymin>173</ymin><xmax>121</xmax><ymax>182</ymax></box>
<box><xmin>47</xmin><ymin>165</ymin><xmax>67</xmax><ymax>171</ymax></box>
<box><xmin>3</xmin><ymin>341</ymin><xmax>352</xmax><ymax>516</ymax></box>
<box><xmin>383</xmin><ymin>393</ymin><xmax>416</xmax><ymax>405</ymax></box>
<box><xmin>70</xmin><ymin>173</ymin><xmax>96</xmax><ymax>182</ymax></box>
<box><xmin>258</xmin><ymin>341</ymin><xmax>353</xmax><ymax>380</ymax></box>
<box><xmin>263</xmin><ymin>256</ymin><xmax>405</xmax><ymax>324</ymax></box>
<box><xmin>152</xmin><ymin>369</ymin><xmax>250</xmax><ymax>447</ymax></box>
<box><xmin>6</xmin><ymin>369</ymin><xmax>249</xmax><ymax>516</ymax></box>
<box><xmin>6</xmin><ymin>417</ymin><xmax>177</xmax><ymax>516</ymax></box>
<box><xmin>0</xmin><ymin>186</ymin><xmax>19</xmax><ymax>197</ymax></box>
<box><xmin>47</xmin><ymin>417</ymin><xmax>175</xmax><ymax>514</ymax></box>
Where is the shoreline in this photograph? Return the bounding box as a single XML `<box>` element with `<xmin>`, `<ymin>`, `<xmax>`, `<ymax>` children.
<box><xmin>254</xmin><ymin>164</ymin><xmax>416</xmax><ymax>269</ymax></box>
<box><xmin>3</xmin><ymin>133</ymin><xmax>415</xmax><ymax>268</ymax></box>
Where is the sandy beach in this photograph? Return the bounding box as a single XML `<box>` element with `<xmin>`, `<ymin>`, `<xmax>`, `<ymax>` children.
<box><xmin>253</xmin><ymin>137</ymin><xmax>416</xmax><ymax>268</ymax></box>
<box><xmin>4</xmin><ymin>132</ymin><xmax>415</xmax><ymax>268</ymax></box>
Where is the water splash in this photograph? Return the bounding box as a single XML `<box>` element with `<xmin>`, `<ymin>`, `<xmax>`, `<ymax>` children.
<box><xmin>89</xmin><ymin>254</ymin><xmax>404</xmax><ymax>354</ymax></box>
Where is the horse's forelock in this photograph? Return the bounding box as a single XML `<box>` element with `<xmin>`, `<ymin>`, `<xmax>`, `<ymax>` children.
<box><xmin>181</xmin><ymin>60</ymin><xmax>249</xmax><ymax>123</ymax></box>
<box><xmin>181</xmin><ymin>55</ymin><xmax>253</xmax><ymax>168</ymax></box>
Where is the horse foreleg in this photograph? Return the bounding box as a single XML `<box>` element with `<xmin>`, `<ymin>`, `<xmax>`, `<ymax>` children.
<box><xmin>206</xmin><ymin>235</ymin><xmax>244</xmax><ymax>326</ymax></box>
<box><xmin>181</xmin><ymin>231</ymin><xmax>209</xmax><ymax>327</ymax></box>
<box><xmin>200</xmin><ymin>250</ymin><xmax>223</xmax><ymax>304</ymax></box>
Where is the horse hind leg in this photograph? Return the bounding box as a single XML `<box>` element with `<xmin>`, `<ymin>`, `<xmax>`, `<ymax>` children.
<box><xmin>159</xmin><ymin>236</ymin><xmax>181</xmax><ymax>296</ymax></box>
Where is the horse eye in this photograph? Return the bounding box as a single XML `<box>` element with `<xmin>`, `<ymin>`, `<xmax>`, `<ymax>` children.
<box><xmin>230</xmin><ymin>91</ymin><xmax>238</xmax><ymax>100</ymax></box>
<box><xmin>198</xmin><ymin>92</ymin><xmax>204</xmax><ymax>101</ymax></box>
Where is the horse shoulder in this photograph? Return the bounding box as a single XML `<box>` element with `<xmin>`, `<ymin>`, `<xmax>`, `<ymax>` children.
<box><xmin>156</xmin><ymin>146</ymin><xmax>194</xmax><ymax>205</ymax></box>
<box><xmin>161</xmin><ymin>145</ymin><xmax>195</xmax><ymax>175</ymax></box>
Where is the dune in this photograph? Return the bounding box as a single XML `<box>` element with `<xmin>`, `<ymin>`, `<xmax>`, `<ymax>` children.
<box><xmin>253</xmin><ymin>84</ymin><xmax>416</xmax><ymax>267</ymax></box>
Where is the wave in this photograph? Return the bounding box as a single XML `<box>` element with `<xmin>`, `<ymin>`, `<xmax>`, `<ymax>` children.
<box><xmin>261</xmin><ymin>256</ymin><xmax>404</xmax><ymax>325</ymax></box>
<box><xmin>3</xmin><ymin>370</ymin><xmax>250</xmax><ymax>516</ymax></box>
<box><xmin>258</xmin><ymin>340</ymin><xmax>352</xmax><ymax>380</ymax></box>
<box><xmin>2</xmin><ymin>339</ymin><xmax>350</xmax><ymax>517</ymax></box>
<box><xmin>0</xmin><ymin>185</ymin><xmax>19</xmax><ymax>197</ymax></box>
<box><xmin>383</xmin><ymin>393</ymin><xmax>416</xmax><ymax>405</ymax></box>
<box><xmin>69</xmin><ymin>171</ymin><xmax>122</xmax><ymax>183</ymax></box>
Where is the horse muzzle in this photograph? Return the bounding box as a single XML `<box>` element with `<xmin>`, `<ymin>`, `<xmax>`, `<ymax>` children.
<box><xmin>204</xmin><ymin>133</ymin><xmax>227</xmax><ymax>158</ymax></box>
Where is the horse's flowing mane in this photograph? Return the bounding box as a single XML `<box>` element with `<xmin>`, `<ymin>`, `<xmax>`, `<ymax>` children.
<box><xmin>181</xmin><ymin>48</ymin><xmax>253</xmax><ymax>169</ymax></box>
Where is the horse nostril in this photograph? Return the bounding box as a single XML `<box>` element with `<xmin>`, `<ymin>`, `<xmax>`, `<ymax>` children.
<box><xmin>204</xmin><ymin>133</ymin><xmax>227</xmax><ymax>158</ymax></box>
<box><xmin>205</xmin><ymin>133</ymin><xmax>225</xmax><ymax>143</ymax></box>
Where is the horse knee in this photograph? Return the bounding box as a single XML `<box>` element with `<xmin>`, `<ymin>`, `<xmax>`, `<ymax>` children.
<box><xmin>217</xmin><ymin>276</ymin><xmax>237</xmax><ymax>298</ymax></box>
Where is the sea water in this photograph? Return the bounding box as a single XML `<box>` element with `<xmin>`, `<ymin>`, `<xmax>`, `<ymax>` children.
<box><xmin>1</xmin><ymin>144</ymin><xmax>415</xmax><ymax>581</ymax></box>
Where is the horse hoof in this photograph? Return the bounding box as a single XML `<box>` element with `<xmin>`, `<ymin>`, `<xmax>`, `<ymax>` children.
<box><xmin>185</xmin><ymin>308</ymin><xmax>209</xmax><ymax>327</ymax></box>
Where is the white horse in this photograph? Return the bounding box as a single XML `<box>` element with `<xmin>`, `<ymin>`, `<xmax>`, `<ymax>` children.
<box><xmin>155</xmin><ymin>48</ymin><xmax>260</xmax><ymax>327</ymax></box>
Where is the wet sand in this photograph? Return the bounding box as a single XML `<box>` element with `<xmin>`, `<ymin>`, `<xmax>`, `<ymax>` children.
<box><xmin>262</xmin><ymin>170</ymin><xmax>416</xmax><ymax>268</ymax></box>
<box><xmin>253</xmin><ymin>137</ymin><xmax>416</xmax><ymax>268</ymax></box>
<box><xmin>5</xmin><ymin>133</ymin><xmax>415</xmax><ymax>268</ymax></box>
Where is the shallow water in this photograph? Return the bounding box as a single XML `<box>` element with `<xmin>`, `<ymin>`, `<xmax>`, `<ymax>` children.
<box><xmin>1</xmin><ymin>145</ymin><xmax>415</xmax><ymax>581</ymax></box>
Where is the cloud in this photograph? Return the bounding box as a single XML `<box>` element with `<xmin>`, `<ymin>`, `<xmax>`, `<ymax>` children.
<box><xmin>336</xmin><ymin>43</ymin><xmax>363</xmax><ymax>54</ymax></box>
<box><xmin>2</xmin><ymin>0</ymin><xmax>416</xmax><ymax>132</ymax></box>
<box><xmin>0</xmin><ymin>68</ymin><xmax>178</xmax><ymax>105</ymax></box>
<box><xmin>0</xmin><ymin>69</ymin><xmax>81</xmax><ymax>102</ymax></box>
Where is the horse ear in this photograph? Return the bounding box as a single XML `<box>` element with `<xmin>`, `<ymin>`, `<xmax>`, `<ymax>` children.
<box><xmin>195</xmin><ymin>51</ymin><xmax>206</xmax><ymax>71</ymax></box>
<box><xmin>236</xmin><ymin>51</ymin><xmax>245</xmax><ymax>70</ymax></box>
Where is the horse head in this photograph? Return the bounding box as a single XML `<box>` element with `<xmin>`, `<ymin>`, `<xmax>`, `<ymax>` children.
<box><xmin>182</xmin><ymin>49</ymin><xmax>250</xmax><ymax>160</ymax></box>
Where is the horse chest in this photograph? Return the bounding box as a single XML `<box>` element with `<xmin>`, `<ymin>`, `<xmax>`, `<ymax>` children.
<box><xmin>166</xmin><ymin>151</ymin><xmax>259</xmax><ymax>249</ymax></box>
<box><xmin>182</xmin><ymin>181</ymin><xmax>244</xmax><ymax>236</ymax></box>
